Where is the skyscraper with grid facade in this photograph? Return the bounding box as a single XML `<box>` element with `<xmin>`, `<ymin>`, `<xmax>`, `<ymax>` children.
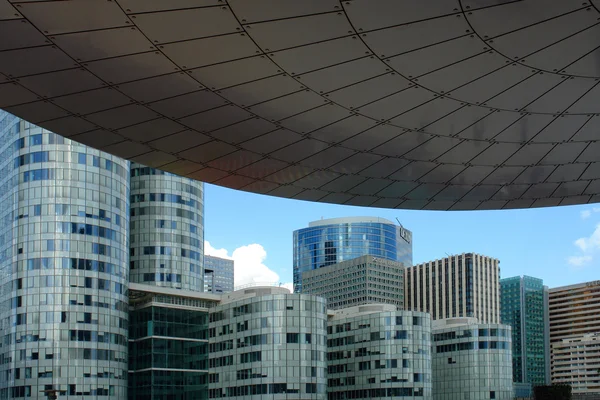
<box><xmin>500</xmin><ymin>276</ymin><xmax>550</xmax><ymax>387</ymax></box>
<box><xmin>405</xmin><ymin>253</ymin><xmax>501</xmax><ymax>324</ymax></box>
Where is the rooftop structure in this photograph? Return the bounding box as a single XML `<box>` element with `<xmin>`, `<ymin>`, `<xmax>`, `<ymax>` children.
<box><xmin>1</xmin><ymin>1</ymin><xmax>599</xmax><ymax>210</ymax></box>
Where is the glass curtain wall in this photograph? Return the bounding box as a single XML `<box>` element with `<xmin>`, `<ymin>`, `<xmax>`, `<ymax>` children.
<box><xmin>0</xmin><ymin>113</ymin><xmax>130</xmax><ymax>399</ymax></box>
<box><xmin>129</xmin><ymin>163</ymin><xmax>204</xmax><ymax>291</ymax></box>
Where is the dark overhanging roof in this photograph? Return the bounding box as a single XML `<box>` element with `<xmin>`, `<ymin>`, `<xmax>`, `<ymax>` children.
<box><xmin>0</xmin><ymin>0</ymin><xmax>599</xmax><ymax>210</ymax></box>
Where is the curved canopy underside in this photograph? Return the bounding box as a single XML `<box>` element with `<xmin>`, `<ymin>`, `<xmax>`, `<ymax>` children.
<box><xmin>1</xmin><ymin>0</ymin><xmax>600</xmax><ymax>210</ymax></box>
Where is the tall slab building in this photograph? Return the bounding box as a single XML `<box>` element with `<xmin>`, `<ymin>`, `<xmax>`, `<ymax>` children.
<box><xmin>500</xmin><ymin>276</ymin><xmax>550</xmax><ymax>387</ymax></box>
<box><xmin>0</xmin><ymin>113</ymin><xmax>130</xmax><ymax>399</ymax></box>
<box><xmin>293</xmin><ymin>217</ymin><xmax>412</xmax><ymax>293</ymax></box>
<box><xmin>129</xmin><ymin>163</ymin><xmax>204</xmax><ymax>292</ymax></box>
<box><xmin>549</xmin><ymin>280</ymin><xmax>600</xmax><ymax>399</ymax></box>
<box><xmin>405</xmin><ymin>253</ymin><xmax>501</xmax><ymax>324</ymax></box>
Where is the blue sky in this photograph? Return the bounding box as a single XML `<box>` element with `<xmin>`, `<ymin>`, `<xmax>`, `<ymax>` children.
<box><xmin>203</xmin><ymin>183</ymin><xmax>599</xmax><ymax>290</ymax></box>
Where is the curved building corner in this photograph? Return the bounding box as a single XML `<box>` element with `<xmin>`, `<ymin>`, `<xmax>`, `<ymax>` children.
<box><xmin>0</xmin><ymin>113</ymin><xmax>130</xmax><ymax>399</ymax></box>
<box><xmin>293</xmin><ymin>217</ymin><xmax>412</xmax><ymax>293</ymax></box>
<box><xmin>208</xmin><ymin>287</ymin><xmax>328</xmax><ymax>400</ymax></box>
<box><xmin>129</xmin><ymin>163</ymin><xmax>204</xmax><ymax>292</ymax></box>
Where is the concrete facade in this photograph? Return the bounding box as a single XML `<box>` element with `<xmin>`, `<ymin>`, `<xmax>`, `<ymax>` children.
<box><xmin>549</xmin><ymin>280</ymin><xmax>600</xmax><ymax>398</ymax></box>
<box><xmin>406</xmin><ymin>253</ymin><xmax>501</xmax><ymax>324</ymax></box>
<box><xmin>301</xmin><ymin>255</ymin><xmax>404</xmax><ymax>310</ymax></box>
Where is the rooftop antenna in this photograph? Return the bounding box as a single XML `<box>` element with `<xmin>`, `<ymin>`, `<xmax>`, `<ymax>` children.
<box><xmin>395</xmin><ymin>217</ymin><xmax>403</xmax><ymax>228</ymax></box>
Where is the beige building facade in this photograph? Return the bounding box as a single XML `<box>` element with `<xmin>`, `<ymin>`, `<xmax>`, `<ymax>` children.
<box><xmin>301</xmin><ymin>255</ymin><xmax>404</xmax><ymax>310</ymax></box>
<box><xmin>405</xmin><ymin>253</ymin><xmax>500</xmax><ymax>324</ymax></box>
<box><xmin>549</xmin><ymin>280</ymin><xmax>600</xmax><ymax>398</ymax></box>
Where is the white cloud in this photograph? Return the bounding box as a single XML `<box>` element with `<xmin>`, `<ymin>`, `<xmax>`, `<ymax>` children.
<box><xmin>568</xmin><ymin>223</ymin><xmax>600</xmax><ymax>269</ymax></box>
<box><xmin>580</xmin><ymin>207</ymin><xmax>600</xmax><ymax>220</ymax></box>
<box><xmin>204</xmin><ymin>241</ymin><xmax>231</xmax><ymax>259</ymax></box>
<box><xmin>567</xmin><ymin>255</ymin><xmax>593</xmax><ymax>268</ymax></box>
<box><xmin>281</xmin><ymin>282</ymin><xmax>294</xmax><ymax>293</ymax></box>
<box><xmin>205</xmin><ymin>241</ymin><xmax>292</xmax><ymax>291</ymax></box>
<box><xmin>574</xmin><ymin>224</ymin><xmax>600</xmax><ymax>253</ymax></box>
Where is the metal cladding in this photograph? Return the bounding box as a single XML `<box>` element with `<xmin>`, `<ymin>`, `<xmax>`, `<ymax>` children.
<box><xmin>1</xmin><ymin>0</ymin><xmax>600</xmax><ymax>210</ymax></box>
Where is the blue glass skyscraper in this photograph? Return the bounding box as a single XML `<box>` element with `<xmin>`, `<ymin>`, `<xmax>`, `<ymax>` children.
<box><xmin>293</xmin><ymin>217</ymin><xmax>412</xmax><ymax>293</ymax></box>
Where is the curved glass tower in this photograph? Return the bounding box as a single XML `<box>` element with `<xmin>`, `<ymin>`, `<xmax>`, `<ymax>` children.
<box><xmin>129</xmin><ymin>163</ymin><xmax>204</xmax><ymax>291</ymax></box>
<box><xmin>208</xmin><ymin>287</ymin><xmax>328</xmax><ymax>400</ymax></box>
<box><xmin>293</xmin><ymin>217</ymin><xmax>413</xmax><ymax>293</ymax></box>
<box><xmin>0</xmin><ymin>113</ymin><xmax>129</xmax><ymax>399</ymax></box>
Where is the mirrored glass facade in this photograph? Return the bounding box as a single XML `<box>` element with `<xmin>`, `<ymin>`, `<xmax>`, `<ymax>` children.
<box><xmin>129</xmin><ymin>163</ymin><xmax>204</xmax><ymax>291</ymax></box>
<box><xmin>327</xmin><ymin>306</ymin><xmax>432</xmax><ymax>399</ymax></box>
<box><xmin>500</xmin><ymin>276</ymin><xmax>550</xmax><ymax>386</ymax></box>
<box><xmin>432</xmin><ymin>319</ymin><xmax>513</xmax><ymax>400</ymax></box>
<box><xmin>129</xmin><ymin>304</ymin><xmax>211</xmax><ymax>400</ymax></box>
<box><xmin>0</xmin><ymin>112</ymin><xmax>130</xmax><ymax>399</ymax></box>
<box><xmin>208</xmin><ymin>288</ymin><xmax>328</xmax><ymax>400</ymax></box>
<box><xmin>293</xmin><ymin>217</ymin><xmax>412</xmax><ymax>293</ymax></box>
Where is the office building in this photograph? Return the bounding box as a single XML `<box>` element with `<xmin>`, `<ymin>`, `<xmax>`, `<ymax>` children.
<box><xmin>551</xmin><ymin>334</ymin><xmax>600</xmax><ymax>400</ymax></box>
<box><xmin>549</xmin><ymin>280</ymin><xmax>600</xmax><ymax>399</ymax></box>
<box><xmin>293</xmin><ymin>217</ymin><xmax>412</xmax><ymax>293</ymax></box>
<box><xmin>302</xmin><ymin>255</ymin><xmax>404</xmax><ymax>310</ymax></box>
<box><xmin>207</xmin><ymin>287</ymin><xmax>328</xmax><ymax>400</ymax></box>
<box><xmin>432</xmin><ymin>318</ymin><xmax>513</xmax><ymax>400</ymax></box>
<box><xmin>0</xmin><ymin>112</ymin><xmax>130</xmax><ymax>398</ymax></box>
<box><xmin>500</xmin><ymin>276</ymin><xmax>550</xmax><ymax>386</ymax></box>
<box><xmin>128</xmin><ymin>284</ymin><xmax>220</xmax><ymax>400</ymax></box>
<box><xmin>406</xmin><ymin>253</ymin><xmax>501</xmax><ymax>323</ymax></box>
<box><xmin>129</xmin><ymin>163</ymin><xmax>205</xmax><ymax>291</ymax></box>
<box><xmin>327</xmin><ymin>305</ymin><xmax>432</xmax><ymax>399</ymax></box>
<box><xmin>204</xmin><ymin>255</ymin><xmax>234</xmax><ymax>294</ymax></box>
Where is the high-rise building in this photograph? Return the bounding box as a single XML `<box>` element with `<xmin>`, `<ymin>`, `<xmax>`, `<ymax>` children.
<box><xmin>208</xmin><ymin>287</ymin><xmax>328</xmax><ymax>400</ymax></box>
<box><xmin>549</xmin><ymin>280</ymin><xmax>600</xmax><ymax>399</ymax></box>
<box><xmin>500</xmin><ymin>276</ymin><xmax>550</xmax><ymax>387</ymax></box>
<box><xmin>293</xmin><ymin>217</ymin><xmax>412</xmax><ymax>293</ymax></box>
<box><xmin>129</xmin><ymin>163</ymin><xmax>204</xmax><ymax>291</ymax></box>
<box><xmin>432</xmin><ymin>318</ymin><xmax>513</xmax><ymax>400</ymax></box>
<box><xmin>302</xmin><ymin>255</ymin><xmax>404</xmax><ymax>310</ymax></box>
<box><xmin>327</xmin><ymin>305</ymin><xmax>432</xmax><ymax>399</ymax></box>
<box><xmin>204</xmin><ymin>255</ymin><xmax>234</xmax><ymax>294</ymax></box>
<box><xmin>405</xmin><ymin>253</ymin><xmax>501</xmax><ymax>323</ymax></box>
<box><xmin>0</xmin><ymin>112</ymin><xmax>130</xmax><ymax>399</ymax></box>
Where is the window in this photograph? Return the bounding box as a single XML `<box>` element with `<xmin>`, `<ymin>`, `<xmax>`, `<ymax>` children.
<box><xmin>490</xmin><ymin>391</ymin><xmax>496</xmax><ymax>399</ymax></box>
<box><xmin>286</xmin><ymin>333</ymin><xmax>299</xmax><ymax>344</ymax></box>
<box><xmin>30</xmin><ymin>134</ymin><xmax>42</xmax><ymax>146</ymax></box>
<box><xmin>78</xmin><ymin>153</ymin><xmax>86</xmax><ymax>165</ymax></box>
